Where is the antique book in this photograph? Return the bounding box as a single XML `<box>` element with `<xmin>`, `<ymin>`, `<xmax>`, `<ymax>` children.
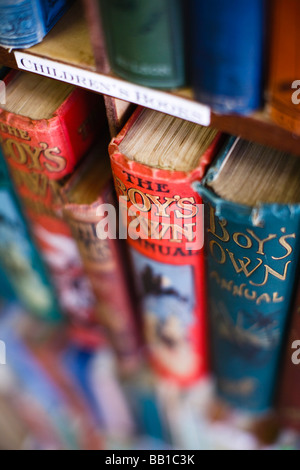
<box><xmin>97</xmin><ymin>0</ymin><xmax>186</xmax><ymax>89</ymax></box>
<box><xmin>267</xmin><ymin>0</ymin><xmax>300</xmax><ymax>135</ymax></box>
<box><xmin>0</xmin><ymin>70</ymin><xmax>106</xmax><ymax>323</ymax></box>
<box><xmin>60</xmin><ymin>139</ymin><xmax>142</xmax><ymax>372</ymax></box>
<box><xmin>0</xmin><ymin>0</ymin><xmax>74</xmax><ymax>49</ymax></box>
<box><xmin>195</xmin><ymin>137</ymin><xmax>300</xmax><ymax>412</ymax></box>
<box><xmin>109</xmin><ymin>106</ymin><xmax>224</xmax><ymax>385</ymax></box>
<box><xmin>187</xmin><ymin>0</ymin><xmax>265</xmax><ymax>113</ymax></box>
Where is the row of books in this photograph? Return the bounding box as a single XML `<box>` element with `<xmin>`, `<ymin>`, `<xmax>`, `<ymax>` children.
<box><xmin>0</xmin><ymin>0</ymin><xmax>299</xmax><ymax>135</ymax></box>
<box><xmin>3</xmin><ymin>302</ymin><xmax>297</xmax><ymax>450</ymax></box>
<box><xmin>1</xmin><ymin>67</ymin><xmax>300</xmax><ymax>443</ymax></box>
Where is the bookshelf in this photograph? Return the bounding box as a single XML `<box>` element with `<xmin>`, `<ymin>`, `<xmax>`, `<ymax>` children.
<box><xmin>0</xmin><ymin>0</ymin><xmax>300</xmax><ymax>451</ymax></box>
<box><xmin>0</xmin><ymin>0</ymin><xmax>300</xmax><ymax>155</ymax></box>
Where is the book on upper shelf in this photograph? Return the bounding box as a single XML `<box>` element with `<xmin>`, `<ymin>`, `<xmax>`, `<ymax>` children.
<box><xmin>267</xmin><ymin>0</ymin><xmax>300</xmax><ymax>135</ymax></box>
<box><xmin>186</xmin><ymin>0</ymin><xmax>266</xmax><ymax>114</ymax></box>
<box><xmin>96</xmin><ymin>0</ymin><xmax>186</xmax><ymax>90</ymax></box>
<box><xmin>0</xmin><ymin>70</ymin><xmax>106</xmax><ymax>326</ymax></box>
<box><xmin>60</xmin><ymin>138</ymin><xmax>143</xmax><ymax>373</ymax></box>
<box><xmin>0</xmin><ymin>0</ymin><xmax>74</xmax><ymax>49</ymax></box>
<box><xmin>108</xmin><ymin>106</ymin><xmax>224</xmax><ymax>386</ymax></box>
<box><xmin>194</xmin><ymin>137</ymin><xmax>300</xmax><ymax>413</ymax></box>
<box><xmin>0</xmin><ymin>148</ymin><xmax>61</xmax><ymax>320</ymax></box>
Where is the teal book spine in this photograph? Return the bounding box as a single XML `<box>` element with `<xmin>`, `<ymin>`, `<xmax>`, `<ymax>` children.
<box><xmin>99</xmin><ymin>0</ymin><xmax>185</xmax><ymax>89</ymax></box>
<box><xmin>194</xmin><ymin>138</ymin><xmax>300</xmax><ymax>413</ymax></box>
<box><xmin>0</xmin><ymin>150</ymin><xmax>61</xmax><ymax>321</ymax></box>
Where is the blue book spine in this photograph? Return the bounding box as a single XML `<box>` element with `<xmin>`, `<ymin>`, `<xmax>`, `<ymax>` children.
<box><xmin>187</xmin><ymin>0</ymin><xmax>265</xmax><ymax>114</ymax></box>
<box><xmin>0</xmin><ymin>150</ymin><xmax>61</xmax><ymax>320</ymax></box>
<box><xmin>0</xmin><ymin>0</ymin><xmax>72</xmax><ymax>49</ymax></box>
<box><xmin>194</xmin><ymin>139</ymin><xmax>300</xmax><ymax>413</ymax></box>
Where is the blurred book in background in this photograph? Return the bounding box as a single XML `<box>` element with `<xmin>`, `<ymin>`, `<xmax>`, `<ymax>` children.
<box><xmin>0</xmin><ymin>70</ymin><xmax>106</xmax><ymax>326</ymax></box>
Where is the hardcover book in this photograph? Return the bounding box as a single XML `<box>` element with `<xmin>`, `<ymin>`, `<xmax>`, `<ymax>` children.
<box><xmin>187</xmin><ymin>0</ymin><xmax>265</xmax><ymax>114</ymax></box>
<box><xmin>98</xmin><ymin>0</ymin><xmax>186</xmax><ymax>89</ymax></box>
<box><xmin>0</xmin><ymin>148</ymin><xmax>61</xmax><ymax>320</ymax></box>
<box><xmin>0</xmin><ymin>0</ymin><xmax>74</xmax><ymax>49</ymax></box>
<box><xmin>109</xmin><ymin>106</ymin><xmax>224</xmax><ymax>385</ymax></box>
<box><xmin>195</xmin><ymin>137</ymin><xmax>300</xmax><ymax>412</ymax></box>
<box><xmin>0</xmin><ymin>70</ymin><xmax>105</xmax><ymax>323</ymax></box>
<box><xmin>60</xmin><ymin>139</ymin><xmax>142</xmax><ymax>372</ymax></box>
<box><xmin>267</xmin><ymin>0</ymin><xmax>300</xmax><ymax>135</ymax></box>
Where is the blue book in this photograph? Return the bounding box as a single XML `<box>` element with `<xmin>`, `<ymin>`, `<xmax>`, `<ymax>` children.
<box><xmin>194</xmin><ymin>137</ymin><xmax>300</xmax><ymax>413</ymax></box>
<box><xmin>187</xmin><ymin>0</ymin><xmax>265</xmax><ymax>114</ymax></box>
<box><xmin>0</xmin><ymin>0</ymin><xmax>73</xmax><ymax>49</ymax></box>
<box><xmin>0</xmin><ymin>149</ymin><xmax>61</xmax><ymax>320</ymax></box>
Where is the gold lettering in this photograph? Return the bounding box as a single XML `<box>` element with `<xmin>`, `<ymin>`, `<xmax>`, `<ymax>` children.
<box><xmin>114</xmin><ymin>176</ymin><xmax>127</xmax><ymax>197</ymax></box>
<box><xmin>22</xmin><ymin>143</ymin><xmax>43</xmax><ymax>171</ymax></box>
<box><xmin>147</xmin><ymin>194</ymin><xmax>176</xmax><ymax>217</ymax></box>
<box><xmin>256</xmin><ymin>293</ymin><xmax>271</xmax><ymax>305</ymax></box>
<box><xmin>233</xmin><ymin>232</ymin><xmax>252</xmax><ymax>248</ymax></box>
<box><xmin>128</xmin><ymin>188</ymin><xmax>151</xmax><ymax>212</ymax></box>
<box><xmin>208</xmin><ymin>205</ymin><xmax>230</xmax><ymax>242</ymax></box>
<box><xmin>246</xmin><ymin>230</ymin><xmax>277</xmax><ymax>255</ymax></box>
<box><xmin>210</xmin><ymin>271</ymin><xmax>221</xmax><ymax>283</ymax></box>
<box><xmin>220</xmin><ymin>278</ymin><xmax>233</xmax><ymax>292</ymax></box>
<box><xmin>226</xmin><ymin>250</ymin><xmax>263</xmax><ymax>277</ymax></box>
<box><xmin>209</xmin><ymin>240</ymin><xmax>226</xmax><ymax>264</ymax></box>
<box><xmin>244</xmin><ymin>289</ymin><xmax>257</xmax><ymax>300</ymax></box>
<box><xmin>250</xmin><ymin>260</ymin><xmax>291</xmax><ymax>287</ymax></box>
<box><xmin>4</xmin><ymin>139</ymin><xmax>28</xmax><ymax>165</ymax></box>
<box><xmin>232</xmin><ymin>283</ymin><xmax>246</xmax><ymax>297</ymax></box>
<box><xmin>272</xmin><ymin>233</ymin><xmax>295</xmax><ymax>260</ymax></box>
<box><xmin>273</xmin><ymin>292</ymin><xmax>284</xmax><ymax>303</ymax></box>
<box><xmin>174</xmin><ymin>197</ymin><xmax>198</xmax><ymax>218</ymax></box>
<box><xmin>43</xmin><ymin>145</ymin><xmax>67</xmax><ymax>173</ymax></box>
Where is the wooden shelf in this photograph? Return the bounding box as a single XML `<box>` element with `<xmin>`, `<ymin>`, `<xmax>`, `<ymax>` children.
<box><xmin>1</xmin><ymin>1</ymin><xmax>300</xmax><ymax>156</ymax></box>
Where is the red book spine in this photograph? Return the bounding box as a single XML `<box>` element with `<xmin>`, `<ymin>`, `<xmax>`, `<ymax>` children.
<box><xmin>0</xmin><ymin>71</ymin><xmax>105</xmax><ymax>322</ymax></box>
<box><xmin>109</xmin><ymin>107</ymin><xmax>223</xmax><ymax>386</ymax></box>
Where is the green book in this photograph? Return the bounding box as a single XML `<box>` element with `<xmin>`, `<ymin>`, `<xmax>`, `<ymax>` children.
<box><xmin>99</xmin><ymin>0</ymin><xmax>185</xmax><ymax>89</ymax></box>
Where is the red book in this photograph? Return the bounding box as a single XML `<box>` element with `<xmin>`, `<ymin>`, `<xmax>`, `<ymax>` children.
<box><xmin>0</xmin><ymin>70</ymin><xmax>105</xmax><ymax>322</ymax></box>
<box><xmin>109</xmin><ymin>107</ymin><xmax>224</xmax><ymax>386</ymax></box>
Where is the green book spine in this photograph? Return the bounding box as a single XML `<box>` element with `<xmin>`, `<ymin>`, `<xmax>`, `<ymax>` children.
<box><xmin>99</xmin><ymin>0</ymin><xmax>185</xmax><ymax>89</ymax></box>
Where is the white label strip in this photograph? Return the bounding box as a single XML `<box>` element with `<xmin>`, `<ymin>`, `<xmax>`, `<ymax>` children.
<box><xmin>15</xmin><ymin>51</ymin><xmax>211</xmax><ymax>126</ymax></box>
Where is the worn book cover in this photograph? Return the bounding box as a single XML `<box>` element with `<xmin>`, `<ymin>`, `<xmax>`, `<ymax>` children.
<box><xmin>109</xmin><ymin>106</ymin><xmax>224</xmax><ymax>385</ymax></box>
<box><xmin>195</xmin><ymin>136</ymin><xmax>300</xmax><ymax>412</ymax></box>
<box><xmin>0</xmin><ymin>70</ymin><xmax>105</xmax><ymax>323</ymax></box>
<box><xmin>60</xmin><ymin>140</ymin><xmax>142</xmax><ymax>372</ymax></box>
